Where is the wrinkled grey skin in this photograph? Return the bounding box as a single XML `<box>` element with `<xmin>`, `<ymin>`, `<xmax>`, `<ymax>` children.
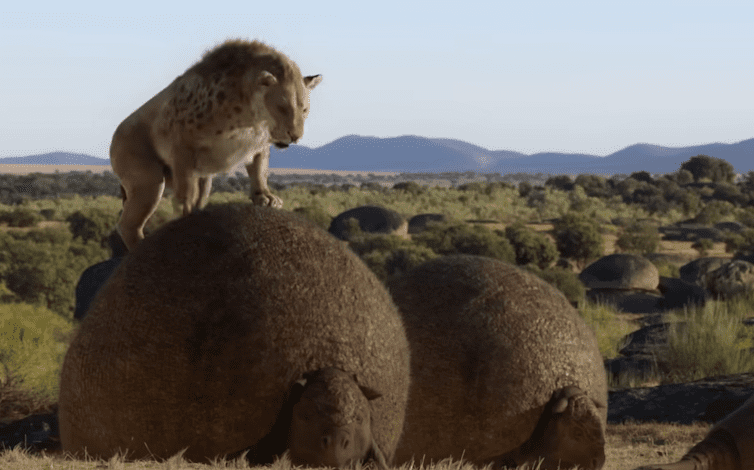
<box><xmin>634</xmin><ymin>393</ymin><xmax>754</xmax><ymax>470</ymax></box>
<box><xmin>289</xmin><ymin>368</ymin><xmax>388</xmax><ymax>469</ymax></box>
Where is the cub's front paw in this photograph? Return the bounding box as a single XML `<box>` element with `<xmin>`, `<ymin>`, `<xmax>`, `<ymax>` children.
<box><xmin>252</xmin><ymin>191</ymin><xmax>283</xmax><ymax>209</ymax></box>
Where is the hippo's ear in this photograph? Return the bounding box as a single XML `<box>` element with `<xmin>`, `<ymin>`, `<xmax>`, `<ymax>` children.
<box><xmin>351</xmin><ymin>373</ymin><xmax>383</xmax><ymax>401</ymax></box>
<box><xmin>359</xmin><ymin>385</ymin><xmax>383</xmax><ymax>401</ymax></box>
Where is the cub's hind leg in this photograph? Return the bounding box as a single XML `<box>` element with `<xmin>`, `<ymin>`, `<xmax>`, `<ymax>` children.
<box><xmin>111</xmin><ymin>121</ymin><xmax>167</xmax><ymax>252</ymax></box>
<box><xmin>195</xmin><ymin>176</ymin><xmax>213</xmax><ymax>210</ymax></box>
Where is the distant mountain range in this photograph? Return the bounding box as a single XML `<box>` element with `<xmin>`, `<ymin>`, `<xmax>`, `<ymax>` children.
<box><xmin>2</xmin><ymin>136</ymin><xmax>753</xmax><ymax>175</ymax></box>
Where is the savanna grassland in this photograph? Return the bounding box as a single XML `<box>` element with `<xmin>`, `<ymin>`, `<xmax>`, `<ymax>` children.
<box><xmin>2</xmin><ymin>157</ymin><xmax>754</xmax><ymax>470</ymax></box>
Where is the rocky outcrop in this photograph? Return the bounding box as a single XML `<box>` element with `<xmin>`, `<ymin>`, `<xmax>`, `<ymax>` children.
<box><xmin>705</xmin><ymin>260</ymin><xmax>754</xmax><ymax>299</ymax></box>
<box><xmin>680</xmin><ymin>257</ymin><xmax>729</xmax><ymax>285</ymax></box>
<box><xmin>608</xmin><ymin>373</ymin><xmax>754</xmax><ymax>425</ymax></box>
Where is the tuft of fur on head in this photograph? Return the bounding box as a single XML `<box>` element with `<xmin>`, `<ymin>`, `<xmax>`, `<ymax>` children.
<box><xmin>188</xmin><ymin>38</ymin><xmax>298</xmax><ymax>83</ymax></box>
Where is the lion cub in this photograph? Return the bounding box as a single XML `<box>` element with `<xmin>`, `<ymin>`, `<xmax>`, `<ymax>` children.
<box><xmin>110</xmin><ymin>39</ymin><xmax>321</xmax><ymax>251</ymax></box>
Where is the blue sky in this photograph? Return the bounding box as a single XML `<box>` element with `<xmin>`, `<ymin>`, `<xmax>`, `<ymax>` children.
<box><xmin>1</xmin><ymin>1</ymin><xmax>753</xmax><ymax>160</ymax></box>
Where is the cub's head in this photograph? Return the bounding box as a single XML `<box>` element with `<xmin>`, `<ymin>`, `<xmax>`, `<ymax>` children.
<box><xmin>254</xmin><ymin>65</ymin><xmax>321</xmax><ymax>149</ymax></box>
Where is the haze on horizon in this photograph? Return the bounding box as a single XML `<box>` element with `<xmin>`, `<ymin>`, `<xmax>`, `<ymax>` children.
<box><xmin>1</xmin><ymin>1</ymin><xmax>752</xmax><ymax>161</ymax></box>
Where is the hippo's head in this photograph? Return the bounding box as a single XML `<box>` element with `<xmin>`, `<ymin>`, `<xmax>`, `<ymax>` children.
<box><xmin>288</xmin><ymin>368</ymin><xmax>387</xmax><ymax>468</ymax></box>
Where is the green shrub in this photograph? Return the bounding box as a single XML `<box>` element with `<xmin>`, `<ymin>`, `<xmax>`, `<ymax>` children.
<box><xmin>457</xmin><ymin>182</ymin><xmax>486</xmax><ymax>192</ymax></box>
<box><xmin>660</xmin><ymin>299</ymin><xmax>754</xmax><ymax>383</ymax></box>
<box><xmin>505</xmin><ymin>224</ymin><xmax>559</xmax><ymax>269</ymax></box>
<box><xmin>724</xmin><ymin>228</ymin><xmax>754</xmax><ymax>255</ymax></box>
<box><xmin>693</xmin><ymin>200</ymin><xmax>735</xmax><ymax>225</ymax></box>
<box><xmin>545</xmin><ymin>175</ymin><xmax>574</xmax><ymax>191</ymax></box>
<box><xmin>413</xmin><ymin>222</ymin><xmax>515</xmax><ymax>263</ymax></box>
<box><xmin>392</xmin><ymin>181</ymin><xmax>425</xmax><ymax>195</ymax></box>
<box><xmin>518</xmin><ymin>181</ymin><xmax>533</xmax><ymax>198</ymax></box>
<box><xmin>736</xmin><ymin>207</ymin><xmax>754</xmax><ymax>228</ymax></box>
<box><xmin>0</xmin><ymin>302</ymin><xmax>74</xmax><ymax>405</ymax></box>
<box><xmin>39</xmin><ymin>208</ymin><xmax>56</xmax><ymax>220</ymax></box>
<box><xmin>553</xmin><ymin>212</ymin><xmax>604</xmax><ymax>267</ymax></box>
<box><xmin>0</xmin><ymin>229</ymin><xmax>108</xmax><ymax>318</ymax></box>
<box><xmin>349</xmin><ymin>234</ymin><xmax>437</xmax><ymax>283</ymax></box>
<box><xmin>65</xmin><ymin>207</ymin><xmax>118</xmax><ymax>247</ymax></box>
<box><xmin>691</xmin><ymin>238</ymin><xmax>714</xmax><ymax>256</ymax></box>
<box><xmin>360</xmin><ymin>182</ymin><xmax>384</xmax><ymax>192</ymax></box>
<box><xmin>615</xmin><ymin>223</ymin><xmax>660</xmax><ymax>255</ymax></box>
<box><xmin>651</xmin><ymin>258</ymin><xmax>681</xmax><ymax>278</ymax></box>
<box><xmin>578</xmin><ymin>301</ymin><xmax>635</xmax><ymax>360</ymax></box>
<box><xmin>0</xmin><ymin>207</ymin><xmax>42</xmax><ymax>227</ymax></box>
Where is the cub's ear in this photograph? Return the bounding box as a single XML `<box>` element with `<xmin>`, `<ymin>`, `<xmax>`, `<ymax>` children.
<box><xmin>303</xmin><ymin>74</ymin><xmax>322</xmax><ymax>89</ymax></box>
<box><xmin>257</xmin><ymin>71</ymin><xmax>279</xmax><ymax>87</ymax></box>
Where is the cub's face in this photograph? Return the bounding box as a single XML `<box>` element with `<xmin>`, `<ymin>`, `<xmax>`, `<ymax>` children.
<box><xmin>263</xmin><ymin>73</ymin><xmax>322</xmax><ymax>148</ymax></box>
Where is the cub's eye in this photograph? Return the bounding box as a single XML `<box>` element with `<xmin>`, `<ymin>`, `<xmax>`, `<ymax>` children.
<box><xmin>277</xmin><ymin>106</ymin><xmax>290</xmax><ymax>115</ymax></box>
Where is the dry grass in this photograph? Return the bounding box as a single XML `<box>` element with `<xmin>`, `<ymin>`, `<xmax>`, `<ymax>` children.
<box><xmin>601</xmin><ymin>233</ymin><xmax>731</xmax><ymax>261</ymax></box>
<box><xmin>0</xmin><ymin>165</ymin><xmax>112</xmax><ymax>175</ymax></box>
<box><xmin>0</xmin><ymin>423</ymin><xmax>710</xmax><ymax>470</ymax></box>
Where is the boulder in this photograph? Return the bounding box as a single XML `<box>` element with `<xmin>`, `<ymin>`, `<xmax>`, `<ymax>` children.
<box><xmin>608</xmin><ymin>373</ymin><xmax>754</xmax><ymax>424</ymax></box>
<box><xmin>705</xmin><ymin>260</ymin><xmax>754</xmax><ymax>299</ymax></box>
<box><xmin>658</xmin><ymin>276</ymin><xmax>709</xmax><ymax>310</ymax></box>
<box><xmin>714</xmin><ymin>221</ymin><xmax>745</xmax><ymax>233</ymax></box>
<box><xmin>679</xmin><ymin>257</ymin><xmax>729</xmax><ymax>285</ymax></box>
<box><xmin>580</xmin><ymin>254</ymin><xmax>659</xmax><ymax>291</ymax></box>
<box><xmin>329</xmin><ymin>205</ymin><xmax>407</xmax><ymax>241</ymax></box>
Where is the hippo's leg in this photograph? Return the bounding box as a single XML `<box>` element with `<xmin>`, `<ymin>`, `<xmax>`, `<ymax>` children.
<box><xmin>493</xmin><ymin>386</ymin><xmax>606</xmax><ymax>470</ymax></box>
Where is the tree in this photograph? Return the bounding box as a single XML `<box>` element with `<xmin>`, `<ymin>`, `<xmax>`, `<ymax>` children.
<box><xmin>680</xmin><ymin>155</ymin><xmax>735</xmax><ymax>183</ymax></box>
<box><xmin>574</xmin><ymin>174</ymin><xmax>609</xmax><ymax>198</ymax></box>
<box><xmin>545</xmin><ymin>175</ymin><xmax>574</xmax><ymax>191</ymax></box>
<box><xmin>392</xmin><ymin>181</ymin><xmax>425</xmax><ymax>195</ymax></box>
<box><xmin>553</xmin><ymin>212</ymin><xmax>604</xmax><ymax>268</ymax></box>
<box><xmin>694</xmin><ymin>200</ymin><xmax>735</xmax><ymax>225</ymax></box>
<box><xmin>615</xmin><ymin>223</ymin><xmax>660</xmax><ymax>255</ymax></box>
<box><xmin>413</xmin><ymin>222</ymin><xmax>515</xmax><ymax>263</ymax></box>
<box><xmin>518</xmin><ymin>181</ymin><xmax>533</xmax><ymax>198</ymax></box>
<box><xmin>66</xmin><ymin>208</ymin><xmax>118</xmax><ymax>247</ymax></box>
<box><xmin>504</xmin><ymin>223</ymin><xmax>559</xmax><ymax>269</ymax></box>
<box><xmin>629</xmin><ymin>171</ymin><xmax>654</xmax><ymax>184</ymax></box>
<box><xmin>673</xmin><ymin>169</ymin><xmax>694</xmax><ymax>185</ymax></box>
